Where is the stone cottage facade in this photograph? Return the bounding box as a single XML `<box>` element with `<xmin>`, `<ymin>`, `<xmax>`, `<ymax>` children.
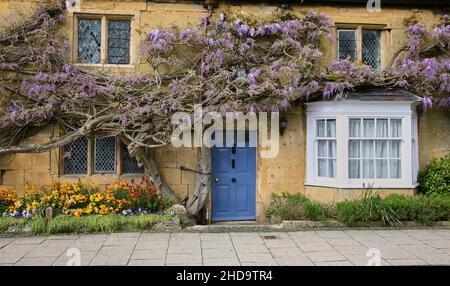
<box><xmin>0</xmin><ymin>0</ymin><xmax>449</xmax><ymax>222</ymax></box>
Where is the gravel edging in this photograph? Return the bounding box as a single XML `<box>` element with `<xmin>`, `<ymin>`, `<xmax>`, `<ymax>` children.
<box><xmin>184</xmin><ymin>220</ymin><xmax>450</xmax><ymax>233</ymax></box>
<box><xmin>2</xmin><ymin>219</ymin><xmax>449</xmax><ymax>236</ymax></box>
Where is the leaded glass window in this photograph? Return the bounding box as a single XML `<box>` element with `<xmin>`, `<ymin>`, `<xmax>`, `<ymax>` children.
<box><xmin>77</xmin><ymin>19</ymin><xmax>101</xmax><ymax>64</ymax></box>
<box><xmin>121</xmin><ymin>144</ymin><xmax>144</xmax><ymax>174</ymax></box>
<box><xmin>64</xmin><ymin>137</ymin><xmax>88</xmax><ymax>174</ymax></box>
<box><xmin>94</xmin><ymin>136</ymin><xmax>116</xmax><ymax>173</ymax></box>
<box><xmin>362</xmin><ymin>30</ymin><xmax>381</xmax><ymax>69</ymax></box>
<box><xmin>108</xmin><ymin>20</ymin><xmax>131</xmax><ymax>64</ymax></box>
<box><xmin>338</xmin><ymin>30</ymin><xmax>356</xmax><ymax>61</ymax></box>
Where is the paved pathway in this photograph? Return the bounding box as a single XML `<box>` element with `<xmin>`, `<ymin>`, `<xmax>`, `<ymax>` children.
<box><xmin>0</xmin><ymin>229</ymin><xmax>449</xmax><ymax>266</ymax></box>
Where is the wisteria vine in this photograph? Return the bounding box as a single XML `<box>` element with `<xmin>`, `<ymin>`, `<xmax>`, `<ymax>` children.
<box><xmin>0</xmin><ymin>2</ymin><xmax>449</xmax><ymax>201</ymax></box>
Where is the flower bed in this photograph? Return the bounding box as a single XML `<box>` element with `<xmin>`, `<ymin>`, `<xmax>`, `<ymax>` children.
<box><xmin>1</xmin><ymin>177</ymin><xmax>171</xmax><ymax>218</ymax></box>
<box><xmin>0</xmin><ymin>177</ymin><xmax>181</xmax><ymax>235</ymax></box>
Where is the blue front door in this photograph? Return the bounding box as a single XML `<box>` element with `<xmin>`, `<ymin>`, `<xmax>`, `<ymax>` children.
<box><xmin>211</xmin><ymin>132</ymin><xmax>256</xmax><ymax>221</ymax></box>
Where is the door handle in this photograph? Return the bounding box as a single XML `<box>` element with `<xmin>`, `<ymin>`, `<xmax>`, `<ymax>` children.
<box><xmin>215</xmin><ymin>178</ymin><xmax>219</xmax><ymax>182</ymax></box>
<box><xmin>231</xmin><ymin>177</ymin><xmax>237</xmax><ymax>183</ymax></box>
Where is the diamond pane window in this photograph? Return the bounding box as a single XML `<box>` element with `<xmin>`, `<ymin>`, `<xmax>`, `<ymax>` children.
<box><xmin>64</xmin><ymin>137</ymin><xmax>88</xmax><ymax>174</ymax></box>
<box><xmin>78</xmin><ymin>19</ymin><xmax>101</xmax><ymax>64</ymax></box>
<box><xmin>338</xmin><ymin>30</ymin><xmax>356</xmax><ymax>61</ymax></box>
<box><xmin>108</xmin><ymin>20</ymin><xmax>131</xmax><ymax>64</ymax></box>
<box><xmin>94</xmin><ymin>137</ymin><xmax>116</xmax><ymax>173</ymax></box>
<box><xmin>362</xmin><ymin>30</ymin><xmax>381</xmax><ymax>69</ymax></box>
<box><xmin>121</xmin><ymin>144</ymin><xmax>144</xmax><ymax>174</ymax></box>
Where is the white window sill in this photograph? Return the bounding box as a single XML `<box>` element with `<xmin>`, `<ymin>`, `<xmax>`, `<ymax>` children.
<box><xmin>305</xmin><ymin>181</ymin><xmax>419</xmax><ymax>189</ymax></box>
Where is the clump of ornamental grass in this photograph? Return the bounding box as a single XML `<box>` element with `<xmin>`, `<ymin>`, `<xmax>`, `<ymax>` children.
<box><xmin>336</xmin><ymin>185</ymin><xmax>400</xmax><ymax>226</ymax></box>
<box><xmin>265</xmin><ymin>193</ymin><xmax>327</xmax><ymax>222</ymax></box>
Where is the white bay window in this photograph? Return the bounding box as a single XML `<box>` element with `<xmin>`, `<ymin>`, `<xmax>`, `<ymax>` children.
<box><xmin>348</xmin><ymin>118</ymin><xmax>402</xmax><ymax>179</ymax></box>
<box><xmin>316</xmin><ymin>119</ymin><xmax>337</xmax><ymax>178</ymax></box>
<box><xmin>306</xmin><ymin>100</ymin><xmax>419</xmax><ymax>189</ymax></box>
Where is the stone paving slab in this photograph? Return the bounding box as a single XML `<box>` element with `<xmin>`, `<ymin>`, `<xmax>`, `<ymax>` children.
<box><xmin>275</xmin><ymin>256</ymin><xmax>314</xmax><ymax>266</ymax></box>
<box><xmin>16</xmin><ymin>257</ymin><xmax>56</xmax><ymax>266</ymax></box>
<box><xmin>268</xmin><ymin>247</ymin><xmax>306</xmax><ymax>258</ymax></box>
<box><xmin>387</xmin><ymin>259</ymin><xmax>428</xmax><ymax>266</ymax></box>
<box><xmin>135</xmin><ymin>240</ymin><xmax>168</xmax><ymax>250</ymax></box>
<box><xmin>237</xmin><ymin>252</ymin><xmax>275</xmax><ymax>263</ymax></box>
<box><xmin>0</xmin><ymin>239</ymin><xmax>12</xmax><ymax>248</ymax></box>
<box><xmin>344</xmin><ymin>254</ymin><xmax>390</xmax><ymax>266</ymax></box>
<box><xmin>131</xmin><ymin>249</ymin><xmax>167</xmax><ymax>260</ymax></box>
<box><xmin>305</xmin><ymin>251</ymin><xmax>347</xmax><ymax>263</ymax></box>
<box><xmin>8</xmin><ymin>237</ymin><xmax>45</xmax><ymax>245</ymax></box>
<box><xmin>0</xmin><ymin>253</ymin><xmax>25</xmax><ymax>264</ymax></box>
<box><xmin>203</xmin><ymin>257</ymin><xmax>241</xmax><ymax>266</ymax></box>
<box><xmin>53</xmin><ymin>250</ymin><xmax>97</xmax><ymax>266</ymax></box>
<box><xmin>166</xmin><ymin>253</ymin><xmax>202</xmax><ymax>264</ymax></box>
<box><xmin>25</xmin><ymin>246</ymin><xmax>67</xmax><ymax>258</ymax></box>
<box><xmin>0</xmin><ymin>229</ymin><xmax>449</xmax><ymax>266</ymax></box>
<box><xmin>201</xmin><ymin>239</ymin><xmax>234</xmax><ymax>249</ymax></box>
<box><xmin>333</xmin><ymin>245</ymin><xmax>369</xmax><ymax>255</ymax></box>
<box><xmin>202</xmin><ymin>248</ymin><xmax>237</xmax><ymax>258</ymax></box>
<box><xmin>315</xmin><ymin>261</ymin><xmax>354</xmax><ymax>266</ymax></box>
<box><xmin>128</xmin><ymin>259</ymin><xmax>165</xmax><ymax>266</ymax></box>
<box><xmin>298</xmin><ymin>241</ymin><xmax>335</xmax><ymax>252</ymax></box>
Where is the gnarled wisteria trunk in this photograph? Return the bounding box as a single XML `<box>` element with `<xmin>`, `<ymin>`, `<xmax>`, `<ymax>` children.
<box><xmin>185</xmin><ymin>147</ymin><xmax>211</xmax><ymax>217</ymax></box>
<box><xmin>132</xmin><ymin>146</ymin><xmax>179</xmax><ymax>203</ymax></box>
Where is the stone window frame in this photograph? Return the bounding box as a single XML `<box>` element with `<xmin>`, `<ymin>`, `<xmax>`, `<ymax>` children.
<box><xmin>335</xmin><ymin>23</ymin><xmax>390</xmax><ymax>70</ymax></box>
<box><xmin>305</xmin><ymin>101</ymin><xmax>419</xmax><ymax>189</ymax></box>
<box><xmin>59</xmin><ymin>134</ymin><xmax>144</xmax><ymax>177</ymax></box>
<box><xmin>72</xmin><ymin>11</ymin><xmax>137</xmax><ymax>68</ymax></box>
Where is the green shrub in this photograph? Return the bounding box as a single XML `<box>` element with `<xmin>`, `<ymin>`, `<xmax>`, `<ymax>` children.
<box><xmin>416</xmin><ymin>193</ymin><xmax>450</xmax><ymax>224</ymax></box>
<box><xmin>336</xmin><ymin>189</ymin><xmax>400</xmax><ymax>226</ymax></box>
<box><xmin>46</xmin><ymin>215</ymin><xmax>84</xmax><ymax>234</ymax></box>
<box><xmin>304</xmin><ymin>203</ymin><xmax>327</xmax><ymax>221</ymax></box>
<box><xmin>337</xmin><ymin>192</ymin><xmax>450</xmax><ymax>226</ymax></box>
<box><xmin>28</xmin><ymin>216</ymin><xmax>47</xmax><ymax>235</ymax></box>
<box><xmin>0</xmin><ymin>217</ymin><xmax>15</xmax><ymax>233</ymax></box>
<box><xmin>0</xmin><ymin>217</ymin><xmax>29</xmax><ymax>233</ymax></box>
<box><xmin>265</xmin><ymin>193</ymin><xmax>327</xmax><ymax>222</ymax></box>
<box><xmin>84</xmin><ymin>215</ymin><xmax>125</xmax><ymax>233</ymax></box>
<box><xmin>127</xmin><ymin>214</ymin><xmax>171</xmax><ymax>230</ymax></box>
<box><xmin>160</xmin><ymin>195</ymin><xmax>176</xmax><ymax>210</ymax></box>
<box><xmin>418</xmin><ymin>155</ymin><xmax>450</xmax><ymax>195</ymax></box>
<box><xmin>385</xmin><ymin>193</ymin><xmax>450</xmax><ymax>224</ymax></box>
<box><xmin>335</xmin><ymin>201</ymin><xmax>361</xmax><ymax>225</ymax></box>
<box><xmin>383</xmin><ymin>194</ymin><xmax>420</xmax><ymax>221</ymax></box>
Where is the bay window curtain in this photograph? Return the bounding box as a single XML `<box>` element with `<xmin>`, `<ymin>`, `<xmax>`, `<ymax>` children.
<box><xmin>317</xmin><ymin>119</ymin><xmax>336</xmax><ymax>178</ymax></box>
<box><xmin>348</xmin><ymin>118</ymin><xmax>402</xmax><ymax>180</ymax></box>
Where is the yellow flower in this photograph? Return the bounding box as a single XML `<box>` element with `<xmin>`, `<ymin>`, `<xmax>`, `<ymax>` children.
<box><xmin>14</xmin><ymin>200</ymin><xmax>22</xmax><ymax>209</ymax></box>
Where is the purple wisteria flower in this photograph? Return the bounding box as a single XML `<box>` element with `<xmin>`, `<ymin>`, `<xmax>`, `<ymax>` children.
<box><xmin>422</xmin><ymin>96</ymin><xmax>433</xmax><ymax>111</ymax></box>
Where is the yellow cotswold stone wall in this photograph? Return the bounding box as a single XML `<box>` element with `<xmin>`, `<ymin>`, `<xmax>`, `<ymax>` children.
<box><xmin>418</xmin><ymin>108</ymin><xmax>450</xmax><ymax>169</ymax></box>
<box><xmin>0</xmin><ymin>1</ymin><xmax>449</xmax><ymax>221</ymax></box>
<box><xmin>256</xmin><ymin>104</ymin><xmax>306</xmax><ymax>220</ymax></box>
